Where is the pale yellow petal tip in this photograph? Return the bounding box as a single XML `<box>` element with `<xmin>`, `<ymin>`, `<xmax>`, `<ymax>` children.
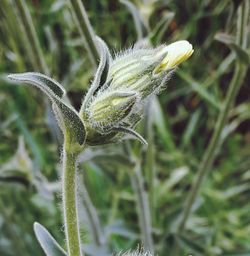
<box><xmin>154</xmin><ymin>40</ymin><xmax>194</xmax><ymax>74</ymax></box>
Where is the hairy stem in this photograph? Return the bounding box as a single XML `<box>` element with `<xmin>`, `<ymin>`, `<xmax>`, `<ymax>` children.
<box><xmin>68</xmin><ymin>0</ymin><xmax>99</xmax><ymax>67</ymax></box>
<box><xmin>62</xmin><ymin>149</ymin><xmax>82</xmax><ymax>256</ymax></box>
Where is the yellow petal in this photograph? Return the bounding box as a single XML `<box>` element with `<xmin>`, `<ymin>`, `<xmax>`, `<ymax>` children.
<box><xmin>154</xmin><ymin>40</ymin><xmax>193</xmax><ymax>74</ymax></box>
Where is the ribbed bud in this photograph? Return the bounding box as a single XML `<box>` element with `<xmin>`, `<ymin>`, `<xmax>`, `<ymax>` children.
<box><xmin>107</xmin><ymin>48</ymin><xmax>163</xmax><ymax>99</ymax></box>
<box><xmin>80</xmin><ymin>39</ymin><xmax>193</xmax><ymax>145</ymax></box>
<box><xmin>87</xmin><ymin>90</ymin><xmax>139</xmax><ymax>132</ymax></box>
<box><xmin>107</xmin><ymin>40</ymin><xmax>193</xmax><ymax>100</ymax></box>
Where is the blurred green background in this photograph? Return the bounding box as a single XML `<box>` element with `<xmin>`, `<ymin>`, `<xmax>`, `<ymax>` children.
<box><xmin>0</xmin><ymin>0</ymin><xmax>250</xmax><ymax>255</ymax></box>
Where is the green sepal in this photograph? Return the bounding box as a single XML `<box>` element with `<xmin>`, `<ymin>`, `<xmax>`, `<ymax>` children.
<box><xmin>113</xmin><ymin>126</ymin><xmax>148</xmax><ymax>146</ymax></box>
<box><xmin>80</xmin><ymin>37</ymin><xmax>111</xmax><ymax>113</ymax></box>
<box><xmin>87</xmin><ymin>90</ymin><xmax>139</xmax><ymax>132</ymax></box>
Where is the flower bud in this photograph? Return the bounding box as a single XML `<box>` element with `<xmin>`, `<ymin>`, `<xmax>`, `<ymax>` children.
<box><xmin>87</xmin><ymin>90</ymin><xmax>139</xmax><ymax>132</ymax></box>
<box><xmin>107</xmin><ymin>48</ymin><xmax>162</xmax><ymax>99</ymax></box>
<box><xmin>107</xmin><ymin>40</ymin><xmax>193</xmax><ymax>100</ymax></box>
<box><xmin>154</xmin><ymin>40</ymin><xmax>193</xmax><ymax>74</ymax></box>
<box><xmin>80</xmin><ymin>39</ymin><xmax>193</xmax><ymax>145</ymax></box>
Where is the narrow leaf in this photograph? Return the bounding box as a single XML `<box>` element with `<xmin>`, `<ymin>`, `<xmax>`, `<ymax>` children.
<box><xmin>34</xmin><ymin>222</ymin><xmax>67</xmax><ymax>256</ymax></box>
<box><xmin>8</xmin><ymin>73</ymin><xmax>86</xmax><ymax>147</ymax></box>
<box><xmin>8</xmin><ymin>72</ymin><xmax>66</xmax><ymax>98</ymax></box>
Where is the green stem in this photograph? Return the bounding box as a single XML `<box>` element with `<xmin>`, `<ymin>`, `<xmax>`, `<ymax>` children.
<box><xmin>62</xmin><ymin>149</ymin><xmax>82</xmax><ymax>256</ymax></box>
<box><xmin>69</xmin><ymin>0</ymin><xmax>99</xmax><ymax>67</ymax></box>
<box><xmin>15</xmin><ymin>0</ymin><xmax>49</xmax><ymax>74</ymax></box>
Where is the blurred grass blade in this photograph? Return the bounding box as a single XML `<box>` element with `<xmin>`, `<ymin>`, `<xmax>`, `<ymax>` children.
<box><xmin>79</xmin><ymin>174</ymin><xmax>108</xmax><ymax>251</ymax></box>
<box><xmin>0</xmin><ymin>136</ymin><xmax>32</xmax><ymax>187</ymax></box>
<box><xmin>215</xmin><ymin>32</ymin><xmax>250</xmax><ymax>64</ymax></box>
<box><xmin>175</xmin><ymin>234</ymin><xmax>206</xmax><ymax>255</ymax></box>
<box><xmin>181</xmin><ymin>109</ymin><xmax>201</xmax><ymax>148</ymax></box>
<box><xmin>150</xmin><ymin>11</ymin><xmax>175</xmax><ymax>44</ymax></box>
<box><xmin>34</xmin><ymin>222</ymin><xmax>67</xmax><ymax>256</ymax></box>
<box><xmin>175</xmin><ymin>1</ymin><xmax>249</xmax><ymax>246</ymax></box>
<box><xmin>130</xmin><ymin>161</ymin><xmax>153</xmax><ymax>253</ymax></box>
<box><xmin>15</xmin><ymin>0</ymin><xmax>49</xmax><ymax>74</ymax></box>
<box><xmin>224</xmin><ymin>253</ymin><xmax>250</xmax><ymax>256</ymax></box>
<box><xmin>177</xmin><ymin>69</ymin><xmax>221</xmax><ymax>109</ymax></box>
<box><xmin>15</xmin><ymin>114</ymin><xmax>44</xmax><ymax>170</ymax></box>
<box><xmin>68</xmin><ymin>0</ymin><xmax>99</xmax><ymax>67</ymax></box>
<box><xmin>120</xmin><ymin>0</ymin><xmax>148</xmax><ymax>40</ymax></box>
<box><xmin>152</xmin><ymin>97</ymin><xmax>176</xmax><ymax>151</ymax></box>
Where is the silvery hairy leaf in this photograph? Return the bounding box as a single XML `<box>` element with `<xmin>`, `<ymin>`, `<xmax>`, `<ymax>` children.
<box><xmin>8</xmin><ymin>72</ymin><xmax>86</xmax><ymax>148</ymax></box>
<box><xmin>34</xmin><ymin>222</ymin><xmax>67</xmax><ymax>256</ymax></box>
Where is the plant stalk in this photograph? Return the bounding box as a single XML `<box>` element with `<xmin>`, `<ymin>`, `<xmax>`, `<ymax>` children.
<box><xmin>62</xmin><ymin>148</ymin><xmax>82</xmax><ymax>256</ymax></box>
<box><xmin>69</xmin><ymin>0</ymin><xmax>99</xmax><ymax>67</ymax></box>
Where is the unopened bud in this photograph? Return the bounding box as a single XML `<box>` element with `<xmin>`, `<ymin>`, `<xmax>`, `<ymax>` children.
<box><xmin>107</xmin><ymin>40</ymin><xmax>193</xmax><ymax>100</ymax></box>
<box><xmin>87</xmin><ymin>90</ymin><xmax>139</xmax><ymax>132</ymax></box>
<box><xmin>81</xmin><ymin>39</ymin><xmax>193</xmax><ymax>145</ymax></box>
<box><xmin>107</xmin><ymin>48</ymin><xmax>162</xmax><ymax>99</ymax></box>
<box><xmin>154</xmin><ymin>40</ymin><xmax>193</xmax><ymax>74</ymax></box>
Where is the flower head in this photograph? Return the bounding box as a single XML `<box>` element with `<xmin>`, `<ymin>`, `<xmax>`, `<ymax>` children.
<box><xmin>8</xmin><ymin>38</ymin><xmax>193</xmax><ymax>147</ymax></box>
<box><xmin>81</xmin><ymin>38</ymin><xmax>193</xmax><ymax>145</ymax></box>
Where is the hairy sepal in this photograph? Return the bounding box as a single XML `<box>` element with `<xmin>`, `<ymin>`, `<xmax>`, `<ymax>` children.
<box><xmin>80</xmin><ymin>37</ymin><xmax>111</xmax><ymax>114</ymax></box>
<box><xmin>87</xmin><ymin>90</ymin><xmax>139</xmax><ymax>133</ymax></box>
<box><xmin>113</xmin><ymin>126</ymin><xmax>148</xmax><ymax>146</ymax></box>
